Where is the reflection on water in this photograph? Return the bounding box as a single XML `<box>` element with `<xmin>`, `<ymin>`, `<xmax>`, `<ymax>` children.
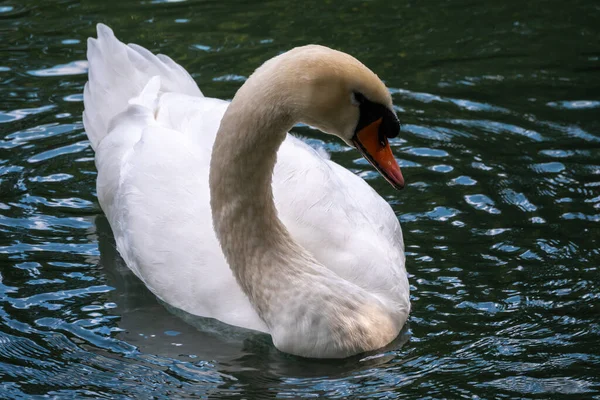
<box><xmin>1</xmin><ymin>0</ymin><xmax>599</xmax><ymax>397</ymax></box>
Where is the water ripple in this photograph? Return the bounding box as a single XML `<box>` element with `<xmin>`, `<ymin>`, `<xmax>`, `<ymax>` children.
<box><xmin>1</xmin><ymin>0</ymin><xmax>599</xmax><ymax>398</ymax></box>
<box><xmin>27</xmin><ymin>61</ymin><xmax>88</xmax><ymax>77</ymax></box>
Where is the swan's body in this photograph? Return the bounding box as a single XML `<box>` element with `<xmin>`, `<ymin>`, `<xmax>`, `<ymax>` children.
<box><xmin>84</xmin><ymin>24</ymin><xmax>409</xmax><ymax>358</ymax></box>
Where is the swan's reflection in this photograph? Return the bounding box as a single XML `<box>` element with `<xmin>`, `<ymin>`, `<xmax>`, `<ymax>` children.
<box><xmin>95</xmin><ymin>214</ymin><xmax>410</xmax><ymax>380</ymax></box>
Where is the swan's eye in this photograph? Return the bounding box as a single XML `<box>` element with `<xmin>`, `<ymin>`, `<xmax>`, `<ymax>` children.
<box><xmin>353</xmin><ymin>94</ymin><xmax>399</xmax><ymax>140</ymax></box>
<box><xmin>351</xmin><ymin>91</ymin><xmax>367</xmax><ymax>106</ymax></box>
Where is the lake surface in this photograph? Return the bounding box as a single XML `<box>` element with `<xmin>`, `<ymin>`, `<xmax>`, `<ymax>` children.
<box><xmin>1</xmin><ymin>0</ymin><xmax>599</xmax><ymax>398</ymax></box>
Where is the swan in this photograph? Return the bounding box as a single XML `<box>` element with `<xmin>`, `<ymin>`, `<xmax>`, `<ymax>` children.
<box><xmin>83</xmin><ymin>24</ymin><xmax>410</xmax><ymax>358</ymax></box>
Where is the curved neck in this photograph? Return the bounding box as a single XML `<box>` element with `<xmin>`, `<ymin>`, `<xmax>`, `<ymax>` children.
<box><xmin>208</xmin><ymin>69</ymin><xmax>402</xmax><ymax>358</ymax></box>
<box><xmin>209</xmin><ymin>77</ymin><xmax>305</xmax><ymax>303</ymax></box>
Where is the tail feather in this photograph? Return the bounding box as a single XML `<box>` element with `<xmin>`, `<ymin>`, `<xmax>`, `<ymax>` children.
<box><xmin>83</xmin><ymin>23</ymin><xmax>202</xmax><ymax>150</ymax></box>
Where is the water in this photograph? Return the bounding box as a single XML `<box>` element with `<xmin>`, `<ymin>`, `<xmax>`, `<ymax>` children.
<box><xmin>1</xmin><ymin>0</ymin><xmax>599</xmax><ymax>397</ymax></box>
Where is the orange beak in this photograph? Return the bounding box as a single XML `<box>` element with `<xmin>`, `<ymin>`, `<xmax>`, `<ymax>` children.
<box><xmin>352</xmin><ymin>118</ymin><xmax>405</xmax><ymax>190</ymax></box>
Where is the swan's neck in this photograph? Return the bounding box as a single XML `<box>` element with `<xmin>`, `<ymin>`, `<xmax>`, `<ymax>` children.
<box><xmin>209</xmin><ymin>70</ymin><xmax>402</xmax><ymax>358</ymax></box>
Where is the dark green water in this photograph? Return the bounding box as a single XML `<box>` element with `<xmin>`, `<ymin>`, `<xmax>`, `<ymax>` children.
<box><xmin>1</xmin><ymin>0</ymin><xmax>600</xmax><ymax>398</ymax></box>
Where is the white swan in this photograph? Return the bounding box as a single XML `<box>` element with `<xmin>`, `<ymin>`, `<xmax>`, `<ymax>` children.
<box><xmin>84</xmin><ymin>24</ymin><xmax>410</xmax><ymax>358</ymax></box>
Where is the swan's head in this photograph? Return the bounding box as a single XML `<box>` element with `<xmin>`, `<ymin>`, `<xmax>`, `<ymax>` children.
<box><xmin>256</xmin><ymin>45</ymin><xmax>405</xmax><ymax>189</ymax></box>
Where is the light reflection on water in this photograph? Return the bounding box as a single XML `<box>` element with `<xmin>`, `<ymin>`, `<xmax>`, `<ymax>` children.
<box><xmin>1</xmin><ymin>0</ymin><xmax>599</xmax><ymax>398</ymax></box>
